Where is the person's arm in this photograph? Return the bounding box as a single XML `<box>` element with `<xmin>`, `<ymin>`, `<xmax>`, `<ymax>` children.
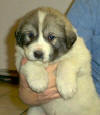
<box><xmin>19</xmin><ymin>58</ymin><xmax>60</xmax><ymax>105</ymax></box>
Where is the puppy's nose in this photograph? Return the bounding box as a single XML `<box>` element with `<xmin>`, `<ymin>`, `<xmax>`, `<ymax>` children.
<box><xmin>34</xmin><ymin>50</ymin><xmax>43</xmax><ymax>59</ymax></box>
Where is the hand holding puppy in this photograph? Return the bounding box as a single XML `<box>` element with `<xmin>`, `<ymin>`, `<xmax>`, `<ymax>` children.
<box><xmin>19</xmin><ymin>58</ymin><xmax>60</xmax><ymax>105</ymax></box>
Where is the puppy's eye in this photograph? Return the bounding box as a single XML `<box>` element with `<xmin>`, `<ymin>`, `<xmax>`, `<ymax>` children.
<box><xmin>28</xmin><ymin>32</ymin><xmax>34</xmax><ymax>39</ymax></box>
<box><xmin>48</xmin><ymin>34</ymin><xmax>55</xmax><ymax>41</ymax></box>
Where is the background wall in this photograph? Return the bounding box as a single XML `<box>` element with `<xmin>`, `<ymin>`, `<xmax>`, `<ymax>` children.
<box><xmin>0</xmin><ymin>0</ymin><xmax>72</xmax><ymax>70</ymax></box>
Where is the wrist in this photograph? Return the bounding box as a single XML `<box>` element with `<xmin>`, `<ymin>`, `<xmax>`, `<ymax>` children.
<box><xmin>19</xmin><ymin>87</ymin><xmax>39</xmax><ymax>106</ymax></box>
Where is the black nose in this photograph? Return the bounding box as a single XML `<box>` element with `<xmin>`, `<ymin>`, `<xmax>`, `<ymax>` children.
<box><xmin>34</xmin><ymin>50</ymin><xmax>43</xmax><ymax>59</ymax></box>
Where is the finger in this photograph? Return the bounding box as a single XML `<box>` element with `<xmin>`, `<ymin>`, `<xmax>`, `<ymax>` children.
<box><xmin>39</xmin><ymin>87</ymin><xmax>58</xmax><ymax>98</ymax></box>
<box><xmin>39</xmin><ymin>93</ymin><xmax>60</xmax><ymax>101</ymax></box>
<box><xmin>21</xmin><ymin>57</ymin><xmax>27</xmax><ymax>65</ymax></box>
<box><xmin>48</xmin><ymin>83</ymin><xmax>56</xmax><ymax>89</ymax></box>
<box><xmin>48</xmin><ymin>74</ymin><xmax>56</xmax><ymax>88</ymax></box>
<box><xmin>44</xmin><ymin>87</ymin><xmax>58</xmax><ymax>95</ymax></box>
<box><xmin>49</xmin><ymin>93</ymin><xmax>60</xmax><ymax>99</ymax></box>
<box><xmin>38</xmin><ymin>92</ymin><xmax>60</xmax><ymax>101</ymax></box>
<box><xmin>46</xmin><ymin>63</ymin><xmax>58</xmax><ymax>72</ymax></box>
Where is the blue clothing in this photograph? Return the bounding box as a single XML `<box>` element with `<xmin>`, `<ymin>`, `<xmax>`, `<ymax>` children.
<box><xmin>67</xmin><ymin>0</ymin><xmax>100</xmax><ymax>95</ymax></box>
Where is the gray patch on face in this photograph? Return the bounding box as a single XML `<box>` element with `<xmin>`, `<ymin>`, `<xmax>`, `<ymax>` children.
<box><xmin>42</xmin><ymin>14</ymin><xmax>76</xmax><ymax>61</ymax></box>
<box><xmin>15</xmin><ymin>12</ymin><xmax>39</xmax><ymax>47</ymax></box>
<box><xmin>43</xmin><ymin>14</ymin><xmax>65</xmax><ymax>38</ymax></box>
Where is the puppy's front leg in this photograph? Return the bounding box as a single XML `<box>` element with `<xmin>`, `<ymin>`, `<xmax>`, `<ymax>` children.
<box><xmin>56</xmin><ymin>60</ymin><xmax>79</xmax><ymax>99</ymax></box>
<box><xmin>20</xmin><ymin>61</ymin><xmax>48</xmax><ymax>93</ymax></box>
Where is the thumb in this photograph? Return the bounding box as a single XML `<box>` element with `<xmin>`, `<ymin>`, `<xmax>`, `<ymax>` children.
<box><xmin>46</xmin><ymin>63</ymin><xmax>58</xmax><ymax>73</ymax></box>
<box><xmin>21</xmin><ymin>57</ymin><xmax>27</xmax><ymax>65</ymax></box>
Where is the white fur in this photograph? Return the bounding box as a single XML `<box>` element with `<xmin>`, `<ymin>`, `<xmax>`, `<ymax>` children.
<box><xmin>15</xmin><ymin>10</ymin><xmax>100</xmax><ymax>115</ymax></box>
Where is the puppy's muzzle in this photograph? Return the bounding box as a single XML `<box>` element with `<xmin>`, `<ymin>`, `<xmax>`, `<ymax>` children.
<box><xmin>34</xmin><ymin>50</ymin><xmax>43</xmax><ymax>59</ymax></box>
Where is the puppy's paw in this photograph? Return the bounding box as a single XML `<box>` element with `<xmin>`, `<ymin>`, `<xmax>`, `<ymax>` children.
<box><xmin>20</xmin><ymin>61</ymin><xmax>48</xmax><ymax>93</ymax></box>
<box><xmin>27</xmin><ymin>73</ymin><xmax>48</xmax><ymax>93</ymax></box>
<box><xmin>57</xmin><ymin>79</ymin><xmax>77</xmax><ymax>99</ymax></box>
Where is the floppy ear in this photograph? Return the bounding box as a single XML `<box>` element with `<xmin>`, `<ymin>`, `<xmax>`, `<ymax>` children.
<box><xmin>65</xmin><ymin>28</ymin><xmax>77</xmax><ymax>49</ymax></box>
<box><xmin>15</xmin><ymin>31</ymin><xmax>25</xmax><ymax>47</ymax></box>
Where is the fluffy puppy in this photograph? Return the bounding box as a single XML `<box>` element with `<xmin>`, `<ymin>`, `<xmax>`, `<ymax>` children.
<box><xmin>15</xmin><ymin>7</ymin><xmax>100</xmax><ymax>115</ymax></box>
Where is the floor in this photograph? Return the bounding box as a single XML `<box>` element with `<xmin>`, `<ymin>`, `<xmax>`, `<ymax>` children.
<box><xmin>0</xmin><ymin>81</ymin><xmax>29</xmax><ymax>115</ymax></box>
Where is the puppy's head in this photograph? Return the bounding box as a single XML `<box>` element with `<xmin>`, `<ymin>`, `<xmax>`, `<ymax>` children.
<box><xmin>15</xmin><ymin>7</ymin><xmax>77</xmax><ymax>62</ymax></box>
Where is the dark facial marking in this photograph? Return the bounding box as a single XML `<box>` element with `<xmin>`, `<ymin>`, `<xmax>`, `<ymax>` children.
<box><xmin>51</xmin><ymin>30</ymin><xmax>77</xmax><ymax>61</ymax></box>
<box><xmin>65</xmin><ymin>30</ymin><xmax>77</xmax><ymax>49</ymax></box>
<box><xmin>15</xmin><ymin>30</ymin><xmax>38</xmax><ymax>47</ymax></box>
<box><xmin>42</xmin><ymin>14</ymin><xmax>77</xmax><ymax>61</ymax></box>
<box><xmin>49</xmin><ymin>36</ymin><xmax>68</xmax><ymax>61</ymax></box>
<box><xmin>15</xmin><ymin>12</ymin><xmax>39</xmax><ymax>47</ymax></box>
<box><xmin>15</xmin><ymin>31</ymin><xmax>25</xmax><ymax>47</ymax></box>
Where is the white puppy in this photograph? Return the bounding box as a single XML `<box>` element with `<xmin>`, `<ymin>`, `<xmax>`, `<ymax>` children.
<box><xmin>15</xmin><ymin>7</ymin><xmax>100</xmax><ymax>115</ymax></box>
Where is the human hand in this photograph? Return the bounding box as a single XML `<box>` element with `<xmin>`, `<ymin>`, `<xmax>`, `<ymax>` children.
<box><xmin>19</xmin><ymin>58</ymin><xmax>60</xmax><ymax>105</ymax></box>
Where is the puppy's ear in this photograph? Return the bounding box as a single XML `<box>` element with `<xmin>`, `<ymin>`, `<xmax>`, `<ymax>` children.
<box><xmin>65</xmin><ymin>28</ymin><xmax>77</xmax><ymax>49</ymax></box>
<box><xmin>15</xmin><ymin>31</ymin><xmax>25</xmax><ymax>47</ymax></box>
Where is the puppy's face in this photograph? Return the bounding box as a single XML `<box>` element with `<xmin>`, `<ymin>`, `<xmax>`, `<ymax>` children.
<box><xmin>15</xmin><ymin>8</ymin><xmax>77</xmax><ymax>62</ymax></box>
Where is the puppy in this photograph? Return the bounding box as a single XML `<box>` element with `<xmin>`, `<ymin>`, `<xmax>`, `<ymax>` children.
<box><xmin>15</xmin><ymin>7</ymin><xmax>100</xmax><ymax>115</ymax></box>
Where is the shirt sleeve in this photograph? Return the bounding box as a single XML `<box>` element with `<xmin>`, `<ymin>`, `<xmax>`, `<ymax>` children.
<box><xmin>67</xmin><ymin>0</ymin><xmax>96</xmax><ymax>53</ymax></box>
